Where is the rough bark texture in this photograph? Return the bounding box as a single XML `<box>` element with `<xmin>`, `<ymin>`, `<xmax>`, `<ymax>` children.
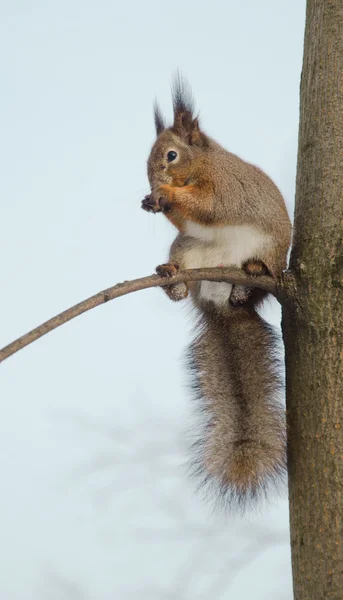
<box><xmin>282</xmin><ymin>1</ymin><xmax>343</xmax><ymax>598</ymax></box>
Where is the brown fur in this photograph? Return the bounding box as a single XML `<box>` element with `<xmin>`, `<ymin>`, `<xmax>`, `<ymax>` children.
<box><xmin>189</xmin><ymin>304</ymin><xmax>286</xmax><ymax>510</ymax></box>
<box><xmin>143</xmin><ymin>77</ymin><xmax>291</xmax><ymax>510</ymax></box>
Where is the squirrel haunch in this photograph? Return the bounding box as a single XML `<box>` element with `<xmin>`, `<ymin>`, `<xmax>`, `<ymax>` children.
<box><xmin>142</xmin><ymin>76</ymin><xmax>291</xmax><ymax>511</ymax></box>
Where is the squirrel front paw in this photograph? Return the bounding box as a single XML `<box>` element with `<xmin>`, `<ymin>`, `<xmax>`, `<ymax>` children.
<box><xmin>157</xmin><ymin>195</ymin><xmax>172</xmax><ymax>213</ymax></box>
<box><xmin>141</xmin><ymin>194</ymin><xmax>162</xmax><ymax>213</ymax></box>
<box><xmin>141</xmin><ymin>188</ymin><xmax>172</xmax><ymax>214</ymax></box>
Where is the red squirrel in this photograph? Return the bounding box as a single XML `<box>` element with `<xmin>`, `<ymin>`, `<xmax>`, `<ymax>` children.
<box><xmin>142</xmin><ymin>77</ymin><xmax>292</xmax><ymax>510</ymax></box>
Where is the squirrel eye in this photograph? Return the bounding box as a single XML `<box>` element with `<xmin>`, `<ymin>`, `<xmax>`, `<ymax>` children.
<box><xmin>167</xmin><ymin>150</ymin><xmax>178</xmax><ymax>162</ymax></box>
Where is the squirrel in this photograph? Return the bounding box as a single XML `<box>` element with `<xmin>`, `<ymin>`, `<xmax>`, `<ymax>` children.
<box><xmin>141</xmin><ymin>76</ymin><xmax>292</xmax><ymax>510</ymax></box>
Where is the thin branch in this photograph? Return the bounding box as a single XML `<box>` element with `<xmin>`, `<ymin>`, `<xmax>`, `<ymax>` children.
<box><xmin>0</xmin><ymin>267</ymin><xmax>276</xmax><ymax>364</ymax></box>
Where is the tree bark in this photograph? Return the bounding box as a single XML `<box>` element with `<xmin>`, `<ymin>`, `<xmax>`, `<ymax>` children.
<box><xmin>282</xmin><ymin>1</ymin><xmax>343</xmax><ymax>598</ymax></box>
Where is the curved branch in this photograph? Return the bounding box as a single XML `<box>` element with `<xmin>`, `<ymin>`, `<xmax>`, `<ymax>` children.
<box><xmin>0</xmin><ymin>267</ymin><xmax>277</xmax><ymax>364</ymax></box>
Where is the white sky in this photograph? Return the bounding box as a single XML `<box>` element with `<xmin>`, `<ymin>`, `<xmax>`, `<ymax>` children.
<box><xmin>0</xmin><ymin>1</ymin><xmax>305</xmax><ymax>598</ymax></box>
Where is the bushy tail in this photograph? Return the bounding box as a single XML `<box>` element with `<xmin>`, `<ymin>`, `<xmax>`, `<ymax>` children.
<box><xmin>189</xmin><ymin>304</ymin><xmax>286</xmax><ymax>511</ymax></box>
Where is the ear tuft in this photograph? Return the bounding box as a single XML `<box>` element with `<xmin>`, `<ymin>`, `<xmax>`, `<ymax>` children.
<box><xmin>153</xmin><ymin>101</ymin><xmax>166</xmax><ymax>136</ymax></box>
<box><xmin>171</xmin><ymin>74</ymin><xmax>209</xmax><ymax>147</ymax></box>
<box><xmin>171</xmin><ymin>72</ymin><xmax>195</xmax><ymax>134</ymax></box>
<box><xmin>172</xmin><ymin>72</ymin><xmax>195</xmax><ymax>120</ymax></box>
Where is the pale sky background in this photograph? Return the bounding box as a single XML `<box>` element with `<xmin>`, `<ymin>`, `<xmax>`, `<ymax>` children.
<box><xmin>0</xmin><ymin>1</ymin><xmax>305</xmax><ymax>598</ymax></box>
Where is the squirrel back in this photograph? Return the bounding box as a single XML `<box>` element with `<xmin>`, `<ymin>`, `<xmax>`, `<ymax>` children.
<box><xmin>142</xmin><ymin>76</ymin><xmax>291</xmax><ymax>511</ymax></box>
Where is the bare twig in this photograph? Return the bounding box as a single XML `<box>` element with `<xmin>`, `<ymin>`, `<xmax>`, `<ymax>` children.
<box><xmin>0</xmin><ymin>267</ymin><xmax>276</xmax><ymax>364</ymax></box>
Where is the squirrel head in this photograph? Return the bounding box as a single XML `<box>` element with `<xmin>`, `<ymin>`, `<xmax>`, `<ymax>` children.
<box><xmin>147</xmin><ymin>76</ymin><xmax>209</xmax><ymax>189</ymax></box>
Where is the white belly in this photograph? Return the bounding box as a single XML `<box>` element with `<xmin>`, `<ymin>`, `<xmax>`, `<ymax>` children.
<box><xmin>183</xmin><ymin>221</ymin><xmax>271</xmax><ymax>305</ymax></box>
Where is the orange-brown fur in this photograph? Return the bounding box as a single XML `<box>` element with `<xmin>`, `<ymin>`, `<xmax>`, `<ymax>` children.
<box><xmin>157</xmin><ymin>183</ymin><xmax>216</xmax><ymax>227</ymax></box>
<box><xmin>142</xmin><ymin>76</ymin><xmax>292</xmax><ymax>510</ymax></box>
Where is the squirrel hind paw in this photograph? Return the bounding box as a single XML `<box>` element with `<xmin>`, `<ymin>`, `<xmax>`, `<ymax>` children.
<box><xmin>243</xmin><ymin>259</ymin><xmax>269</xmax><ymax>277</ymax></box>
<box><xmin>156</xmin><ymin>263</ymin><xmax>188</xmax><ymax>301</ymax></box>
<box><xmin>229</xmin><ymin>285</ymin><xmax>252</xmax><ymax>306</ymax></box>
<box><xmin>156</xmin><ymin>262</ymin><xmax>180</xmax><ymax>278</ymax></box>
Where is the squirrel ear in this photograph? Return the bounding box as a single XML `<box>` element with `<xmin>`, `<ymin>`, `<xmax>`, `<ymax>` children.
<box><xmin>153</xmin><ymin>101</ymin><xmax>166</xmax><ymax>136</ymax></box>
<box><xmin>173</xmin><ymin>110</ymin><xmax>193</xmax><ymax>133</ymax></box>
<box><xmin>189</xmin><ymin>117</ymin><xmax>209</xmax><ymax>147</ymax></box>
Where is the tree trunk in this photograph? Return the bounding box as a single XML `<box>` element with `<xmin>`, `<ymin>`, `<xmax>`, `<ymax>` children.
<box><xmin>282</xmin><ymin>1</ymin><xmax>343</xmax><ymax>598</ymax></box>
